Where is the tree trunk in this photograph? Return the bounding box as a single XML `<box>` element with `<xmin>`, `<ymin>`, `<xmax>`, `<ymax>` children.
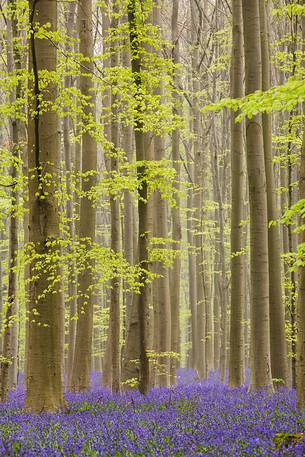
<box><xmin>213</xmin><ymin>248</ymin><xmax>220</xmax><ymax>371</ymax></box>
<box><xmin>259</xmin><ymin>0</ymin><xmax>288</xmax><ymax>386</ymax></box>
<box><xmin>296</xmin><ymin>126</ymin><xmax>305</xmax><ymax>404</ymax></box>
<box><xmin>186</xmin><ymin>145</ymin><xmax>198</xmax><ymax>371</ymax></box>
<box><xmin>128</xmin><ymin>0</ymin><xmax>151</xmax><ymax>394</ymax></box>
<box><xmin>7</xmin><ymin>0</ymin><xmax>23</xmax><ymax>393</ymax></box>
<box><xmin>121</xmin><ymin>19</ymin><xmax>136</xmax><ymax>383</ymax></box>
<box><xmin>296</xmin><ymin>7</ymin><xmax>305</xmax><ymax>406</ymax></box>
<box><xmin>190</xmin><ymin>0</ymin><xmax>206</xmax><ymax>379</ymax></box>
<box><xmin>170</xmin><ymin>0</ymin><xmax>182</xmax><ymax>384</ymax></box>
<box><xmin>25</xmin><ymin>0</ymin><xmax>65</xmax><ymax>412</ymax></box>
<box><xmin>70</xmin><ymin>0</ymin><xmax>97</xmax><ymax>392</ymax></box>
<box><xmin>152</xmin><ymin>4</ymin><xmax>171</xmax><ymax>388</ymax></box>
<box><xmin>109</xmin><ymin>4</ymin><xmax>121</xmax><ymax>393</ymax></box>
<box><xmin>0</xmin><ymin>112</ymin><xmax>18</xmax><ymax>400</ymax></box>
<box><xmin>228</xmin><ymin>0</ymin><xmax>245</xmax><ymax>388</ymax></box>
<box><xmin>63</xmin><ymin>1</ymin><xmax>78</xmax><ymax>389</ymax></box>
<box><xmin>101</xmin><ymin>3</ymin><xmax>112</xmax><ymax>390</ymax></box>
<box><xmin>0</xmin><ymin>229</ymin><xmax>3</xmax><ymax>356</ymax></box>
<box><xmin>242</xmin><ymin>0</ymin><xmax>273</xmax><ymax>390</ymax></box>
<box><xmin>212</xmin><ymin>132</ymin><xmax>227</xmax><ymax>383</ymax></box>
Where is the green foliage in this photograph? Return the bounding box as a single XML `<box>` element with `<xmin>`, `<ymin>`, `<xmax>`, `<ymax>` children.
<box><xmin>274</xmin><ymin>432</ymin><xmax>304</xmax><ymax>449</ymax></box>
<box><xmin>272</xmin><ymin>4</ymin><xmax>305</xmax><ymax>18</ymax></box>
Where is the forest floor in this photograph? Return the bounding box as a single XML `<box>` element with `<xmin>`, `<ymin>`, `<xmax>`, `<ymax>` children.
<box><xmin>0</xmin><ymin>371</ymin><xmax>304</xmax><ymax>456</ymax></box>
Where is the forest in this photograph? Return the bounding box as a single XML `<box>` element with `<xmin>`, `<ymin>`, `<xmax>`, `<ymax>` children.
<box><xmin>1</xmin><ymin>0</ymin><xmax>305</xmax><ymax>455</ymax></box>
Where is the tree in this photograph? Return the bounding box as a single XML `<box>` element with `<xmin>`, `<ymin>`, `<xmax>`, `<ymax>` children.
<box><xmin>152</xmin><ymin>2</ymin><xmax>171</xmax><ymax>388</ymax></box>
<box><xmin>259</xmin><ymin>0</ymin><xmax>288</xmax><ymax>386</ymax></box>
<box><xmin>25</xmin><ymin>0</ymin><xmax>65</xmax><ymax>412</ymax></box>
<box><xmin>63</xmin><ymin>0</ymin><xmax>78</xmax><ymax>389</ymax></box>
<box><xmin>0</xmin><ymin>0</ymin><xmax>21</xmax><ymax>401</ymax></box>
<box><xmin>241</xmin><ymin>0</ymin><xmax>273</xmax><ymax>390</ymax></box>
<box><xmin>296</xmin><ymin>0</ymin><xmax>305</xmax><ymax>406</ymax></box>
<box><xmin>228</xmin><ymin>0</ymin><xmax>245</xmax><ymax>388</ymax></box>
<box><xmin>70</xmin><ymin>0</ymin><xmax>97</xmax><ymax>392</ymax></box>
<box><xmin>128</xmin><ymin>0</ymin><xmax>151</xmax><ymax>395</ymax></box>
<box><xmin>109</xmin><ymin>1</ymin><xmax>121</xmax><ymax>393</ymax></box>
<box><xmin>121</xmin><ymin>11</ymin><xmax>139</xmax><ymax>387</ymax></box>
<box><xmin>190</xmin><ymin>0</ymin><xmax>206</xmax><ymax>379</ymax></box>
<box><xmin>170</xmin><ymin>0</ymin><xmax>182</xmax><ymax>383</ymax></box>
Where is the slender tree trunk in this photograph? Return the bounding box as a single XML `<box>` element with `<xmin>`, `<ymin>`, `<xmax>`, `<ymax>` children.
<box><xmin>296</xmin><ymin>7</ymin><xmax>305</xmax><ymax>406</ymax></box>
<box><xmin>259</xmin><ymin>0</ymin><xmax>288</xmax><ymax>386</ymax></box>
<box><xmin>7</xmin><ymin>0</ymin><xmax>23</xmax><ymax>393</ymax></box>
<box><xmin>63</xmin><ymin>1</ymin><xmax>77</xmax><ymax>388</ymax></box>
<box><xmin>70</xmin><ymin>0</ymin><xmax>97</xmax><ymax>392</ymax></box>
<box><xmin>213</xmin><ymin>248</ymin><xmax>220</xmax><ymax>371</ymax></box>
<box><xmin>242</xmin><ymin>0</ymin><xmax>273</xmax><ymax>390</ymax></box>
<box><xmin>101</xmin><ymin>3</ymin><xmax>112</xmax><ymax>390</ymax></box>
<box><xmin>190</xmin><ymin>0</ymin><xmax>205</xmax><ymax>378</ymax></box>
<box><xmin>109</xmin><ymin>4</ymin><xmax>121</xmax><ymax>393</ymax></box>
<box><xmin>0</xmin><ymin>229</ymin><xmax>3</xmax><ymax>355</ymax></box>
<box><xmin>152</xmin><ymin>4</ymin><xmax>171</xmax><ymax>388</ymax></box>
<box><xmin>0</xmin><ymin>112</ymin><xmax>18</xmax><ymax>400</ymax></box>
<box><xmin>170</xmin><ymin>0</ymin><xmax>182</xmax><ymax>384</ymax></box>
<box><xmin>228</xmin><ymin>0</ymin><xmax>245</xmax><ymax>388</ymax></box>
<box><xmin>212</xmin><ymin>134</ymin><xmax>227</xmax><ymax>383</ymax></box>
<box><xmin>286</xmin><ymin>14</ymin><xmax>298</xmax><ymax>390</ymax></box>
<box><xmin>25</xmin><ymin>0</ymin><xmax>65</xmax><ymax>412</ymax></box>
<box><xmin>296</xmin><ymin>127</ymin><xmax>305</xmax><ymax>404</ymax></box>
<box><xmin>121</xmin><ymin>122</ymin><xmax>140</xmax><ymax>387</ymax></box>
<box><xmin>186</xmin><ymin>145</ymin><xmax>197</xmax><ymax>371</ymax></box>
<box><xmin>121</xmin><ymin>19</ymin><xmax>136</xmax><ymax>382</ymax></box>
<box><xmin>128</xmin><ymin>0</ymin><xmax>151</xmax><ymax>394</ymax></box>
<box><xmin>121</xmin><ymin>102</ymin><xmax>138</xmax><ymax>385</ymax></box>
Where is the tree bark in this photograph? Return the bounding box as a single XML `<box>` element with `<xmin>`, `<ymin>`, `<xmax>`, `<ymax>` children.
<box><xmin>259</xmin><ymin>0</ymin><xmax>288</xmax><ymax>386</ymax></box>
<box><xmin>152</xmin><ymin>4</ymin><xmax>171</xmax><ymax>388</ymax></box>
<box><xmin>170</xmin><ymin>0</ymin><xmax>182</xmax><ymax>384</ymax></box>
<box><xmin>128</xmin><ymin>0</ymin><xmax>152</xmax><ymax>394</ymax></box>
<box><xmin>109</xmin><ymin>3</ymin><xmax>121</xmax><ymax>393</ymax></box>
<box><xmin>0</xmin><ymin>111</ymin><xmax>18</xmax><ymax>400</ymax></box>
<box><xmin>242</xmin><ymin>0</ymin><xmax>273</xmax><ymax>390</ymax></box>
<box><xmin>228</xmin><ymin>0</ymin><xmax>245</xmax><ymax>388</ymax></box>
<box><xmin>63</xmin><ymin>1</ymin><xmax>78</xmax><ymax>389</ymax></box>
<box><xmin>211</xmin><ymin>129</ymin><xmax>227</xmax><ymax>383</ymax></box>
<box><xmin>121</xmin><ymin>18</ymin><xmax>137</xmax><ymax>383</ymax></box>
<box><xmin>296</xmin><ymin>6</ymin><xmax>305</xmax><ymax>406</ymax></box>
<box><xmin>25</xmin><ymin>0</ymin><xmax>65</xmax><ymax>412</ymax></box>
<box><xmin>70</xmin><ymin>0</ymin><xmax>97</xmax><ymax>392</ymax></box>
<box><xmin>101</xmin><ymin>3</ymin><xmax>112</xmax><ymax>390</ymax></box>
<box><xmin>190</xmin><ymin>0</ymin><xmax>206</xmax><ymax>379</ymax></box>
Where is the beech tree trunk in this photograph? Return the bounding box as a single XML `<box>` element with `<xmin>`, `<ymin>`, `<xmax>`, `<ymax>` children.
<box><xmin>259</xmin><ymin>0</ymin><xmax>288</xmax><ymax>386</ymax></box>
<box><xmin>186</xmin><ymin>138</ymin><xmax>198</xmax><ymax>370</ymax></box>
<box><xmin>25</xmin><ymin>0</ymin><xmax>65</xmax><ymax>412</ymax></box>
<box><xmin>152</xmin><ymin>4</ymin><xmax>171</xmax><ymax>388</ymax></box>
<box><xmin>121</xmin><ymin>16</ymin><xmax>137</xmax><ymax>384</ymax></box>
<box><xmin>0</xmin><ymin>229</ymin><xmax>3</xmax><ymax>355</ymax></box>
<box><xmin>70</xmin><ymin>0</ymin><xmax>97</xmax><ymax>392</ymax></box>
<box><xmin>296</xmin><ymin>7</ymin><xmax>305</xmax><ymax>406</ymax></box>
<box><xmin>0</xmin><ymin>100</ymin><xmax>18</xmax><ymax>400</ymax></box>
<box><xmin>213</xmin><ymin>249</ymin><xmax>220</xmax><ymax>370</ymax></box>
<box><xmin>7</xmin><ymin>0</ymin><xmax>22</xmax><ymax>394</ymax></box>
<box><xmin>170</xmin><ymin>0</ymin><xmax>182</xmax><ymax>383</ymax></box>
<box><xmin>109</xmin><ymin>3</ymin><xmax>121</xmax><ymax>393</ymax></box>
<box><xmin>101</xmin><ymin>3</ymin><xmax>112</xmax><ymax>390</ymax></box>
<box><xmin>242</xmin><ymin>0</ymin><xmax>273</xmax><ymax>390</ymax></box>
<box><xmin>190</xmin><ymin>0</ymin><xmax>206</xmax><ymax>379</ymax></box>
<box><xmin>228</xmin><ymin>0</ymin><xmax>245</xmax><ymax>388</ymax></box>
<box><xmin>128</xmin><ymin>0</ymin><xmax>151</xmax><ymax>395</ymax></box>
<box><xmin>63</xmin><ymin>1</ymin><xmax>78</xmax><ymax>388</ymax></box>
<box><xmin>212</xmin><ymin>131</ymin><xmax>227</xmax><ymax>383</ymax></box>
